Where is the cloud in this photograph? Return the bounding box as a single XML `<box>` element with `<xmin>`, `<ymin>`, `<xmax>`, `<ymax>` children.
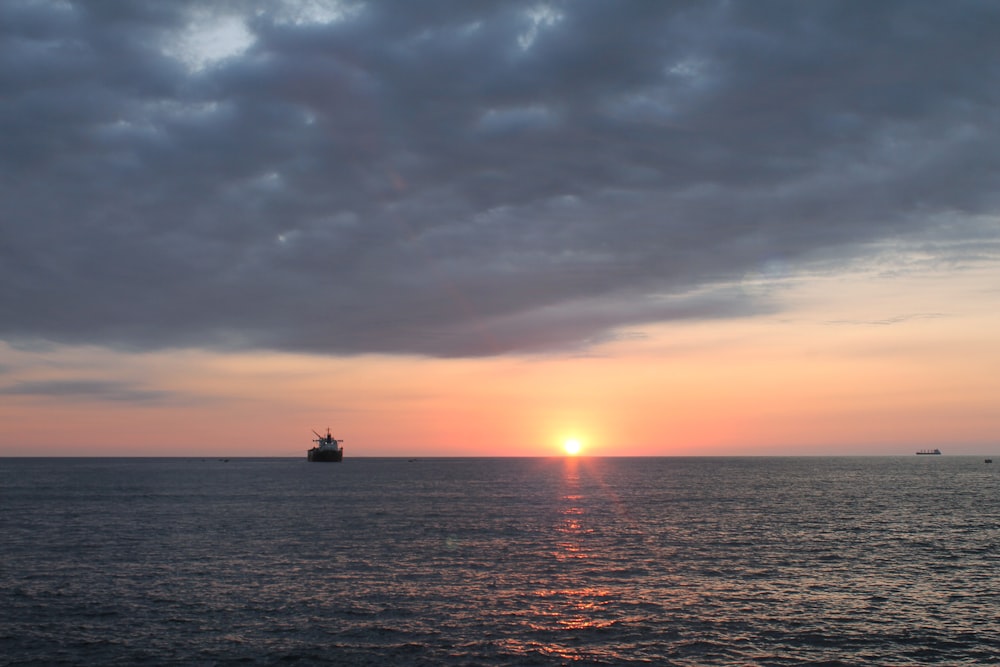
<box><xmin>0</xmin><ymin>378</ymin><xmax>174</xmax><ymax>403</ymax></box>
<box><xmin>824</xmin><ymin>313</ymin><xmax>948</xmax><ymax>327</ymax></box>
<box><xmin>2</xmin><ymin>0</ymin><xmax>999</xmax><ymax>357</ymax></box>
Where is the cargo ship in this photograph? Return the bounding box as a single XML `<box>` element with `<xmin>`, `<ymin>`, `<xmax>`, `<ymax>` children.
<box><xmin>308</xmin><ymin>428</ymin><xmax>344</xmax><ymax>462</ymax></box>
<box><xmin>916</xmin><ymin>448</ymin><xmax>941</xmax><ymax>455</ymax></box>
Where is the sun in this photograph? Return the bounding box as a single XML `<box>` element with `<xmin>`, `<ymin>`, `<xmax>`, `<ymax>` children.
<box><xmin>563</xmin><ymin>438</ymin><xmax>582</xmax><ymax>456</ymax></box>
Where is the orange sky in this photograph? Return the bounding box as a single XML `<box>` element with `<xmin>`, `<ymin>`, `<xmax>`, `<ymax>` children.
<box><xmin>3</xmin><ymin>254</ymin><xmax>998</xmax><ymax>457</ymax></box>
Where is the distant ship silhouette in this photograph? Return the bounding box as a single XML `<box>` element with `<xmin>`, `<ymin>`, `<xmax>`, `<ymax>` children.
<box><xmin>307</xmin><ymin>428</ymin><xmax>344</xmax><ymax>462</ymax></box>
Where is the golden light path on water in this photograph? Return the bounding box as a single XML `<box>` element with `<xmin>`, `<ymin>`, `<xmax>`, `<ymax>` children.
<box><xmin>503</xmin><ymin>455</ymin><xmax>685</xmax><ymax>663</ymax></box>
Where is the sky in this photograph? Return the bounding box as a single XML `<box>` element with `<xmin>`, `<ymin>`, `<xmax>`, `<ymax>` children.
<box><xmin>2</xmin><ymin>0</ymin><xmax>999</xmax><ymax>457</ymax></box>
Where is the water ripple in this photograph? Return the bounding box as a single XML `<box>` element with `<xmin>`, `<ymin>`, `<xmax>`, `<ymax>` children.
<box><xmin>2</xmin><ymin>456</ymin><xmax>999</xmax><ymax>665</ymax></box>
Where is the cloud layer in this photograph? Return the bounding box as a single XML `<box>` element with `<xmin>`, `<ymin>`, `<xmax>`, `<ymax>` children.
<box><xmin>3</xmin><ymin>0</ymin><xmax>999</xmax><ymax>356</ymax></box>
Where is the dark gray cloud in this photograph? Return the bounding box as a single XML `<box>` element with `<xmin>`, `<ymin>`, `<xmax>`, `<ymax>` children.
<box><xmin>2</xmin><ymin>0</ymin><xmax>999</xmax><ymax>357</ymax></box>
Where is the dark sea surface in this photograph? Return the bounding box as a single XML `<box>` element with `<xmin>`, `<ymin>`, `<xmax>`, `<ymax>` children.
<box><xmin>2</xmin><ymin>456</ymin><xmax>998</xmax><ymax>666</ymax></box>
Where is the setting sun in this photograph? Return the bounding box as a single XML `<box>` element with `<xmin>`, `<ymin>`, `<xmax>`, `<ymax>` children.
<box><xmin>563</xmin><ymin>438</ymin><xmax>582</xmax><ymax>456</ymax></box>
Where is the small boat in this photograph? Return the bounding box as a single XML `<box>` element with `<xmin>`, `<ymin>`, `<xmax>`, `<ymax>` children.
<box><xmin>308</xmin><ymin>428</ymin><xmax>344</xmax><ymax>462</ymax></box>
<box><xmin>916</xmin><ymin>448</ymin><xmax>942</xmax><ymax>455</ymax></box>
<box><xmin>986</xmin><ymin>459</ymin><xmax>993</xmax><ymax>464</ymax></box>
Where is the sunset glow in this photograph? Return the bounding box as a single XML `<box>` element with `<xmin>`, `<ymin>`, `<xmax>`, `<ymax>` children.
<box><xmin>563</xmin><ymin>439</ymin><xmax>582</xmax><ymax>456</ymax></box>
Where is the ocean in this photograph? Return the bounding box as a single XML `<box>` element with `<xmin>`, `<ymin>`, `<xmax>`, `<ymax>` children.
<box><xmin>2</xmin><ymin>456</ymin><xmax>997</xmax><ymax>666</ymax></box>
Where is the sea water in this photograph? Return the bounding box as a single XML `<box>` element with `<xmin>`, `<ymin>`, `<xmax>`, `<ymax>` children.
<box><xmin>2</xmin><ymin>456</ymin><xmax>998</xmax><ymax>666</ymax></box>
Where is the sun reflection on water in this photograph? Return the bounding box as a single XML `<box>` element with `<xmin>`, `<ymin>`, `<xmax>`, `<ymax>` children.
<box><xmin>498</xmin><ymin>457</ymin><xmax>682</xmax><ymax>663</ymax></box>
<box><xmin>522</xmin><ymin>457</ymin><xmax>616</xmax><ymax>660</ymax></box>
<box><xmin>554</xmin><ymin>459</ymin><xmax>590</xmax><ymax>561</ymax></box>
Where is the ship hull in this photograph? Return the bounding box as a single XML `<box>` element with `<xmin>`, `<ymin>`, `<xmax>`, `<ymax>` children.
<box><xmin>308</xmin><ymin>448</ymin><xmax>344</xmax><ymax>462</ymax></box>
